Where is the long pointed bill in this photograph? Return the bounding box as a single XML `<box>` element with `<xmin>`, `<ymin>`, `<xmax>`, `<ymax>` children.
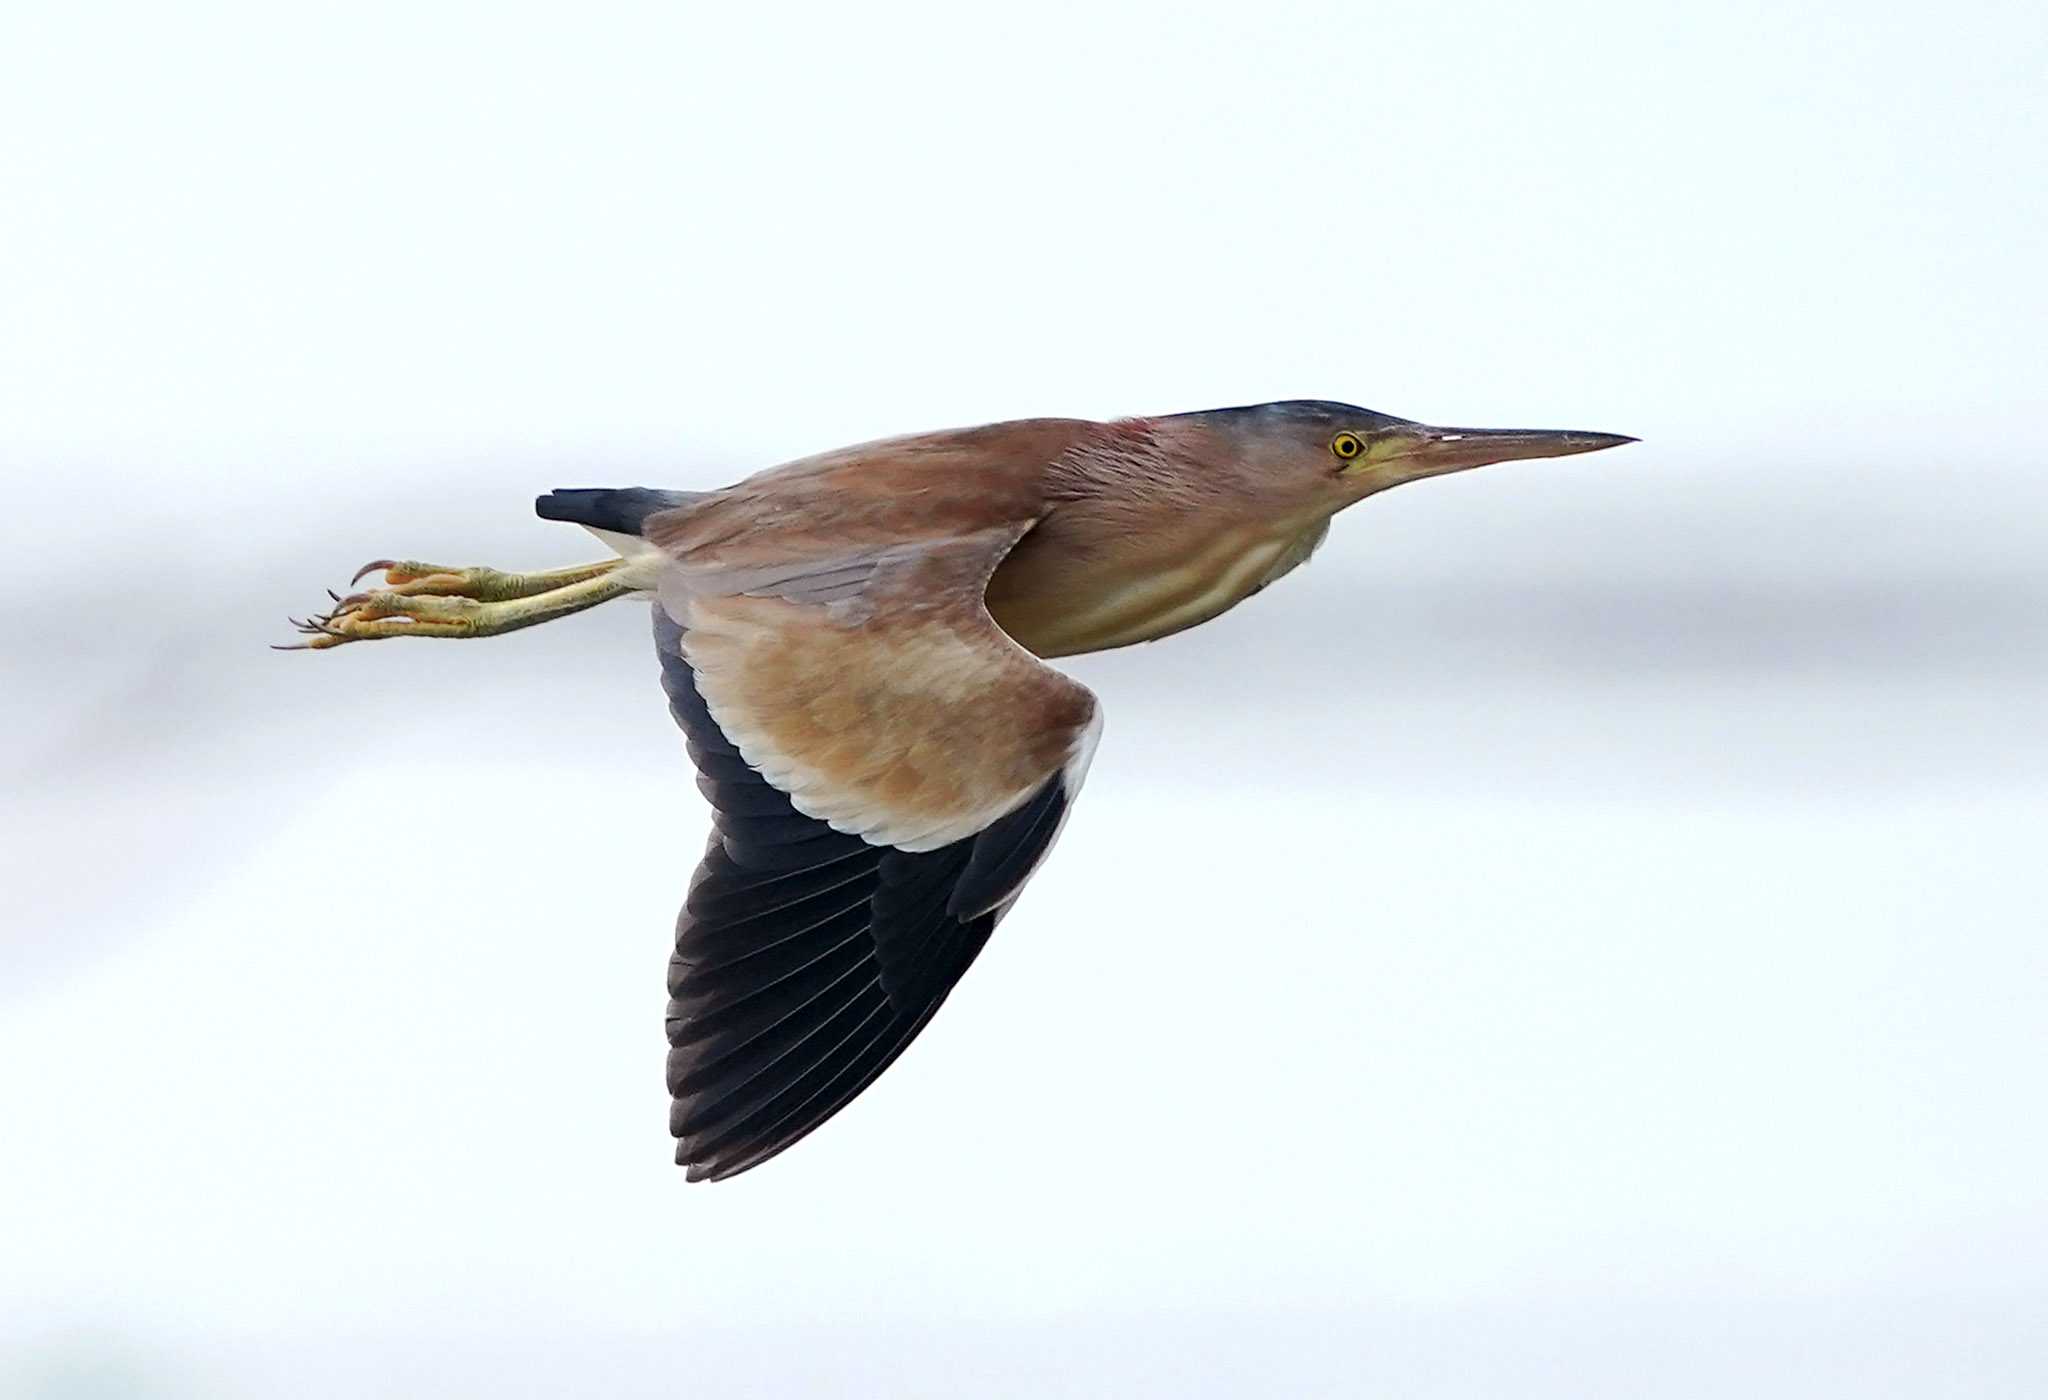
<box><xmin>1373</xmin><ymin>424</ymin><xmax>1637</xmax><ymax>483</ymax></box>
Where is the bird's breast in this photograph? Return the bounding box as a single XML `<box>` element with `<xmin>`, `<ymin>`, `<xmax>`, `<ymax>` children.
<box><xmin>986</xmin><ymin>512</ymin><xmax>1331</xmax><ymax>658</ymax></box>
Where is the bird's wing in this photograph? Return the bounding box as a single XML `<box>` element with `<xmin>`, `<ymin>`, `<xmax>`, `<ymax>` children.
<box><xmin>642</xmin><ymin>460</ymin><xmax>1101</xmax><ymax>1182</ymax></box>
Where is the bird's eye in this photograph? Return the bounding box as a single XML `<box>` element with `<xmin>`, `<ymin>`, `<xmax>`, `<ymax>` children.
<box><xmin>1330</xmin><ymin>431</ymin><xmax>1365</xmax><ymax>461</ymax></box>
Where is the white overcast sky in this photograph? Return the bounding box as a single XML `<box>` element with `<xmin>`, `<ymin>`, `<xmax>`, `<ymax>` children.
<box><xmin>3</xmin><ymin>2</ymin><xmax>2045</xmax><ymax>1397</ymax></box>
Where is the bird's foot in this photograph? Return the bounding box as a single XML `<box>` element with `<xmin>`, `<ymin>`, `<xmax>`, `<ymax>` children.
<box><xmin>279</xmin><ymin>558</ymin><xmax>632</xmax><ymax>650</ymax></box>
<box><xmin>284</xmin><ymin>588</ymin><xmax>496</xmax><ymax>648</ymax></box>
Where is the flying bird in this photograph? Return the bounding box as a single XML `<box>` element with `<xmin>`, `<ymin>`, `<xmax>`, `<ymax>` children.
<box><xmin>286</xmin><ymin>401</ymin><xmax>1633</xmax><ymax>1180</ymax></box>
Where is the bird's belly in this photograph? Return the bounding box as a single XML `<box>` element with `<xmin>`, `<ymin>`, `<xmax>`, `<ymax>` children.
<box><xmin>988</xmin><ymin>518</ymin><xmax>1328</xmax><ymax>658</ymax></box>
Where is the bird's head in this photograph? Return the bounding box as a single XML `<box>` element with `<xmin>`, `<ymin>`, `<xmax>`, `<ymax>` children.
<box><xmin>1173</xmin><ymin>400</ymin><xmax>1636</xmax><ymax>509</ymax></box>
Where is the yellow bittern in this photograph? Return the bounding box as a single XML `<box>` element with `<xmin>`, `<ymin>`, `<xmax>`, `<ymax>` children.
<box><xmin>286</xmin><ymin>401</ymin><xmax>1634</xmax><ymax>1180</ymax></box>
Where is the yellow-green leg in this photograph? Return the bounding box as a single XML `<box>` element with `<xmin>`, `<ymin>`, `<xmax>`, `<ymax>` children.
<box><xmin>282</xmin><ymin>558</ymin><xmax>636</xmax><ymax>649</ymax></box>
<box><xmin>349</xmin><ymin>557</ymin><xmax>626</xmax><ymax>601</ymax></box>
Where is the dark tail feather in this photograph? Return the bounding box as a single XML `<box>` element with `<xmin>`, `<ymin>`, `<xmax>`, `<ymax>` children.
<box><xmin>536</xmin><ymin>487</ymin><xmax>701</xmax><ymax>537</ymax></box>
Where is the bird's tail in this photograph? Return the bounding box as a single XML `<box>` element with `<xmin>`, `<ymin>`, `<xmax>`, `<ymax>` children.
<box><xmin>535</xmin><ymin>487</ymin><xmax>702</xmax><ymax>538</ymax></box>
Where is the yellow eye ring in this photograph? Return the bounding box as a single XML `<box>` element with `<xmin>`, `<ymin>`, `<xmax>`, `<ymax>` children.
<box><xmin>1331</xmin><ymin>431</ymin><xmax>1365</xmax><ymax>461</ymax></box>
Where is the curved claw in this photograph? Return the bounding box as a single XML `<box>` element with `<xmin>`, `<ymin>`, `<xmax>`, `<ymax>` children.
<box><xmin>282</xmin><ymin>553</ymin><xmax>624</xmax><ymax>650</ymax></box>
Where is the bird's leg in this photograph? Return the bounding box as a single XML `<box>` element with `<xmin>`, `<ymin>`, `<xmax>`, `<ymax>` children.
<box><xmin>346</xmin><ymin>557</ymin><xmax>626</xmax><ymax>601</ymax></box>
<box><xmin>282</xmin><ymin>558</ymin><xmax>637</xmax><ymax>650</ymax></box>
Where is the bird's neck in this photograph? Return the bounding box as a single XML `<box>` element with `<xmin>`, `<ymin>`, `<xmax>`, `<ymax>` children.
<box><xmin>986</xmin><ymin>424</ymin><xmax>1338</xmax><ymax>658</ymax></box>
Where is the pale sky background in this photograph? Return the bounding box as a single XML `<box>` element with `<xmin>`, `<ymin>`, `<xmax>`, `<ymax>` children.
<box><xmin>3</xmin><ymin>1</ymin><xmax>2045</xmax><ymax>1396</ymax></box>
